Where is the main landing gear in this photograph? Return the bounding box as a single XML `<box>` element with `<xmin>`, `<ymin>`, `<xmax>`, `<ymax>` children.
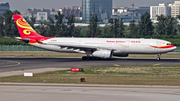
<box><xmin>156</xmin><ymin>54</ymin><xmax>161</xmax><ymax>61</ymax></box>
<box><xmin>82</xmin><ymin>56</ymin><xmax>100</xmax><ymax>60</ymax></box>
<box><xmin>82</xmin><ymin>56</ymin><xmax>91</xmax><ymax>60</ymax></box>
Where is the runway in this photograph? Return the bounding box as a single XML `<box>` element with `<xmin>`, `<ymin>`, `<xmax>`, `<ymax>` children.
<box><xmin>0</xmin><ymin>58</ymin><xmax>180</xmax><ymax>101</ymax></box>
<box><xmin>0</xmin><ymin>83</ymin><xmax>180</xmax><ymax>101</ymax></box>
<box><xmin>0</xmin><ymin>57</ymin><xmax>180</xmax><ymax>72</ymax></box>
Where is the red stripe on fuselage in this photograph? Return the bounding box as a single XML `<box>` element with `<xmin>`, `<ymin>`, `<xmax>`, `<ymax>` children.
<box><xmin>150</xmin><ymin>45</ymin><xmax>175</xmax><ymax>49</ymax></box>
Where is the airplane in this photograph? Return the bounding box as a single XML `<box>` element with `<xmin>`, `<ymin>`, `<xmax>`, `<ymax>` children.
<box><xmin>13</xmin><ymin>14</ymin><xmax>177</xmax><ymax>61</ymax></box>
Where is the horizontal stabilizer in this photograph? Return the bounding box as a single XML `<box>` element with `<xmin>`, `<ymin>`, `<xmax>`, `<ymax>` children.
<box><xmin>36</xmin><ymin>39</ymin><xmax>43</xmax><ymax>44</ymax></box>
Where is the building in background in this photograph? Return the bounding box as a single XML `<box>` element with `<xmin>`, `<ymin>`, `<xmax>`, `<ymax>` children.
<box><xmin>22</xmin><ymin>7</ymin><xmax>82</xmax><ymax>21</ymax></box>
<box><xmin>21</xmin><ymin>14</ymin><xmax>32</xmax><ymax>21</ymax></box>
<box><xmin>0</xmin><ymin>2</ymin><xmax>10</xmax><ymax>15</ymax></box>
<box><xmin>112</xmin><ymin>6</ymin><xmax>149</xmax><ymax>23</ymax></box>
<box><xmin>59</xmin><ymin>6</ymin><xmax>82</xmax><ymax>17</ymax></box>
<box><xmin>112</xmin><ymin>12</ymin><xmax>141</xmax><ymax>23</ymax></box>
<box><xmin>150</xmin><ymin>3</ymin><xmax>172</xmax><ymax>20</ymax></box>
<box><xmin>171</xmin><ymin>1</ymin><xmax>180</xmax><ymax>18</ymax></box>
<box><xmin>112</xmin><ymin>7</ymin><xmax>150</xmax><ymax>16</ymax></box>
<box><xmin>112</xmin><ymin>7</ymin><xmax>129</xmax><ymax>15</ymax></box>
<box><xmin>135</xmin><ymin>7</ymin><xmax>150</xmax><ymax>15</ymax></box>
<box><xmin>21</xmin><ymin>8</ymin><xmax>58</xmax><ymax>21</ymax></box>
<box><xmin>167</xmin><ymin>3</ymin><xmax>172</xmax><ymax>16</ymax></box>
<box><xmin>82</xmin><ymin>0</ymin><xmax>112</xmax><ymax>23</ymax></box>
<box><xmin>37</xmin><ymin>12</ymin><xmax>48</xmax><ymax>21</ymax></box>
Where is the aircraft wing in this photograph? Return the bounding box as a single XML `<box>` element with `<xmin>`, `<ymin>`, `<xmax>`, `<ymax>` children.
<box><xmin>44</xmin><ymin>43</ymin><xmax>114</xmax><ymax>51</ymax></box>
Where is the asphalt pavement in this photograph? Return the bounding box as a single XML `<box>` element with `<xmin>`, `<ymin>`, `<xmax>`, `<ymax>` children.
<box><xmin>0</xmin><ymin>83</ymin><xmax>180</xmax><ymax>101</ymax></box>
<box><xmin>0</xmin><ymin>57</ymin><xmax>180</xmax><ymax>77</ymax></box>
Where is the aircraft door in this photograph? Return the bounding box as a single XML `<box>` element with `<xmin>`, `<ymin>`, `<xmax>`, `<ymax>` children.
<box><xmin>155</xmin><ymin>41</ymin><xmax>161</xmax><ymax>51</ymax></box>
<box><xmin>124</xmin><ymin>40</ymin><xmax>131</xmax><ymax>52</ymax></box>
<box><xmin>125</xmin><ymin>40</ymin><xmax>130</xmax><ymax>47</ymax></box>
<box><xmin>157</xmin><ymin>41</ymin><xmax>161</xmax><ymax>47</ymax></box>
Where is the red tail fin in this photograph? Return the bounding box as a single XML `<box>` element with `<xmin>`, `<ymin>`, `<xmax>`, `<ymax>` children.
<box><xmin>13</xmin><ymin>14</ymin><xmax>43</xmax><ymax>39</ymax></box>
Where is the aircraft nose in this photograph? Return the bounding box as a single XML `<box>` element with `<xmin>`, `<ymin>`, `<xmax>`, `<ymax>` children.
<box><xmin>171</xmin><ymin>45</ymin><xmax>177</xmax><ymax>51</ymax></box>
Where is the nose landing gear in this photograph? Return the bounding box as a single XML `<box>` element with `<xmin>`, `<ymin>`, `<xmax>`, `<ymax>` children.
<box><xmin>157</xmin><ymin>54</ymin><xmax>161</xmax><ymax>61</ymax></box>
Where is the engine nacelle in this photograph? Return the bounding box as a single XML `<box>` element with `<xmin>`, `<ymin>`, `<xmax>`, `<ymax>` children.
<box><xmin>92</xmin><ymin>50</ymin><xmax>113</xmax><ymax>59</ymax></box>
<box><xmin>113</xmin><ymin>53</ymin><xmax>129</xmax><ymax>57</ymax></box>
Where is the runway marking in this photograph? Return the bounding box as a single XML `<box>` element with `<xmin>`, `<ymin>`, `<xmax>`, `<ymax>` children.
<box><xmin>153</xmin><ymin>63</ymin><xmax>161</xmax><ymax>66</ymax></box>
<box><xmin>0</xmin><ymin>60</ymin><xmax>21</xmax><ymax>67</ymax></box>
<box><xmin>114</xmin><ymin>64</ymin><xmax>120</xmax><ymax>66</ymax></box>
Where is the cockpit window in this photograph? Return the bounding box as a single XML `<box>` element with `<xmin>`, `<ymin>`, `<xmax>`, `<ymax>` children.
<box><xmin>167</xmin><ymin>43</ymin><xmax>171</xmax><ymax>45</ymax></box>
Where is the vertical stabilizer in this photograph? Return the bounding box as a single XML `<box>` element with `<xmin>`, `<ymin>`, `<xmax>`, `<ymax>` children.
<box><xmin>13</xmin><ymin>14</ymin><xmax>43</xmax><ymax>38</ymax></box>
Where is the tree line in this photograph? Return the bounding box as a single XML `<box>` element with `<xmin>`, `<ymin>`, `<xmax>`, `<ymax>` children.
<box><xmin>0</xmin><ymin>10</ymin><xmax>180</xmax><ymax>45</ymax></box>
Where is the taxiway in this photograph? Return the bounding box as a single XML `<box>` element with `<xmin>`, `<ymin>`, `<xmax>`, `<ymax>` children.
<box><xmin>0</xmin><ymin>57</ymin><xmax>180</xmax><ymax>72</ymax></box>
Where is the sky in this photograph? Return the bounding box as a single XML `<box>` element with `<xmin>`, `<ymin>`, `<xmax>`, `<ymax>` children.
<box><xmin>0</xmin><ymin>0</ymin><xmax>178</xmax><ymax>11</ymax></box>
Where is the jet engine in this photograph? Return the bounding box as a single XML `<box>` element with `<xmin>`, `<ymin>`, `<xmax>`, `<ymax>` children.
<box><xmin>92</xmin><ymin>50</ymin><xmax>113</xmax><ymax>59</ymax></box>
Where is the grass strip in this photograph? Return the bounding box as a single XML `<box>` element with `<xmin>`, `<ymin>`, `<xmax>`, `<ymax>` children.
<box><xmin>1</xmin><ymin>65</ymin><xmax>180</xmax><ymax>86</ymax></box>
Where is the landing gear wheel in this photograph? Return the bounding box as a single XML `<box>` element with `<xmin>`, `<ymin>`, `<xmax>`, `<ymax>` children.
<box><xmin>92</xmin><ymin>57</ymin><xmax>98</xmax><ymax>60</ymax></box>
<box><xmin>82</xmin><ymin>56</ymin><xmax>87</xmax><ymax>60</ymax></box>
<box><xmin>157</xmin><ymin>57</ymin><xmax>161</xmax><ymax>61</ymax></box>
<box><xmin>156</xmin><ymin>54</ymin><xmax>161</xmax><ymax>61</ymax></box>
<box><xmin>82</xmin><ymin>56</ymin><xmax>103</xmax><ymax>60</ymax></box>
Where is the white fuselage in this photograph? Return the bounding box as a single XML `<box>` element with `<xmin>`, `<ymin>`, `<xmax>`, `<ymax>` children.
<box><xmin>30</xmin><ymin>38</ymin><xmax>177</xmax><ymax>54</ymax></box>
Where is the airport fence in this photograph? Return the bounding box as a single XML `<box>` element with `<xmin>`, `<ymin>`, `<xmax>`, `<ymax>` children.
<box><xmin>0</xmin><ymin>45</ymin><xmax>180</xmax><ymax>52</ymax></box>
<box><xmin>0</xmin><ymin>45</ymin><xmax>47</xmax><ymax>51</ymax></box>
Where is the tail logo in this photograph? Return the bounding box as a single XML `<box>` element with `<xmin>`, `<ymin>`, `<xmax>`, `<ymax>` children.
<box><xmin>16</xmin><ymin>18</ymin><xmax>36</xmax><ymax>35</ymax></box>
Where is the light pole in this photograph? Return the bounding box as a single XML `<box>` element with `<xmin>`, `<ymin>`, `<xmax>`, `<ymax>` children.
<box><xmin>131</xmin><ymin>3</ymin><xmax>135</xmax><ymax>21</ymax></box>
